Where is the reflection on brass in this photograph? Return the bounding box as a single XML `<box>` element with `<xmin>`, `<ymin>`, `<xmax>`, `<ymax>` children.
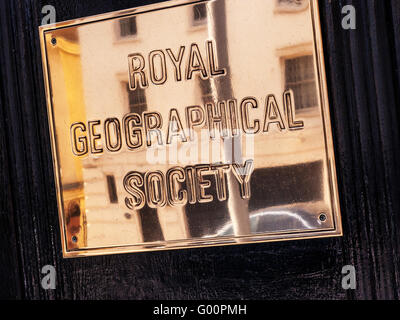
<box><xmin>39</xmin><ymin>0</ymin><xmax>342</xmax><ymax>258</ymax></box>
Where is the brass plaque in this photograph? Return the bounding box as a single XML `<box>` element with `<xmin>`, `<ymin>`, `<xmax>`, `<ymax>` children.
<box><xmin>40</xmin><ymin>0</ymin><xmax>342</xmax><ymax>258</ymax></box>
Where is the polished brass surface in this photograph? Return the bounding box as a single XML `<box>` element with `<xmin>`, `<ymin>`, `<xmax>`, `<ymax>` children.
<box><xmin>39</xmin><ymin>0</ymin><xmax>342</xmax><ymax>258</ymax></box>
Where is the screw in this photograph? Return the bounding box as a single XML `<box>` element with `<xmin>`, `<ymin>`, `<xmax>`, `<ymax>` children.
<box><xmin>124</xmin><ymin>213</ymin><xmax>132</xmax><ymax>220</ymax></box>
<box><xmin>51</xmin><ymin>37</ymin><xmax>57</xmax><ymax>45</ymax></box>
<box><xmin>319</xmin><ymin>213</ymin><xmax>327</xmax><ymax>222</ymax></box>
<box><xmin>71</xmin><ymin>235</ymin><xmax>78</xmax><ymax>243</ymax></box>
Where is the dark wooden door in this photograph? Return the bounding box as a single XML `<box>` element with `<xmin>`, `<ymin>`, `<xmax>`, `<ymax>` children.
<box><xmin>1</xmin><ymin>0</ymin><xmax>400</xmax><ymax>300</ymax></box>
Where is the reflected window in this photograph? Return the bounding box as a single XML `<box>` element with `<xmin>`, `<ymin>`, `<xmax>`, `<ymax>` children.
<box><xmin>119</xmin><ymin>17</ymin><xmax>137</xmax><ymax>37</ymax></box>
<box><xmin>106</xmin><ymin>175</ymin><xmax>118</xmax><ymax>204</ymax></box>
<box><xmin>124</xmin><ymin>83</ymin><xmax>147</xmax><ymax>114</ymax></box>
<box><xmin>284</xmin><ymin>55</ymin><xmax>317</xmax><ymax>110</ymax></box>
<box><xmin>276</xmin><ymin>0</ymin><xmax>309</xmax><ymax>12</ymax></box>
<box><xmin>192</xmin><ymin>3</ymin><xmax>207</xmax><ymax>26</ymax></box>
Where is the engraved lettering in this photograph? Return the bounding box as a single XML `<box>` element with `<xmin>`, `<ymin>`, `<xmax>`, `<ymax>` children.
<box><xmin>104</xmin><ymin>118</ymin><xmax>122</xmax><ymax>152</ymax></box>
<box><xmin>166</xmin><ymin>167</ymin><xmax>187</xmax><ymax>205</ymax></box>
<box><xmin>124</xmin><ymin>171</ymin><xmax>145</xmax><ymax>210</ymax></box>
<box><xmin>186</xmin><ymin>106</ymin><xmax>205</xmax><ymax>141</ymax></box>
<box><xmin>149</xmin><ymin>50</ymin><xmax>167</xmax><ymax>85</ymax></box>
<box><xmin>167</xmin><ymin>108</ymin><xmax>188</xmax><ymax>144</ymax></box>
<box><xmin>123</xmin><ymin>113</ymin><xmax>143</xmax><ymax>150</ymax></box>
<box><xmin>70</xmin><ymin>122</ymin><xmax>88</xmax><ymax>156</ymax></box>
<box><xmin>211</xmin><ymin>164</ymin><xmax>230</xmax><ymax>201</ymax></box>
<box><xmin>123</xmin><ymin>162</ymin><xmax>256</xmax><ymax>208</ymax></box>
<box><xmin>186</xmin><ymin>43</ymin><xmax>208</xmax><ymax>80</ymax></box>
<box><xmin>143</xmin><ymin>112</ymin><xmax>163</xmax><ymax>147</ymax></box>
<box><xmin>284</xmin><ymin>90</ymin><xmax>304</xmax><ymax>130</ymax></box>
<box><xmin>70</xmin><ymin>94</ymin><xmax>304</xmax><ymax>157</ymax></box>
<box><xmin>227</xmin><ymin>99</ymin><xmax>240</xmax><ymax>137</ymax></box>
<box><xmin>195</xmin><ymin>165</ymin><xmax>213</xmax><ymax>203</ymax></box>
<box><xmin>206</xmin><ymin>101</ymin><xmax>228</xmax><ymax>139</ymax></box>
<box><xmin>145</xmin><ymin>171</ymin><xmax>166</xmax><ymax>208</ymax></box>
<box><xmin>88</xmin><ymin>120</ymin><xmax>103</xmax><ymax>154</ymax></box>
<box><xmin>207</xmin><ymin>40</ymin><xmax>226</xmax><ymax>76</ymax></box>
<box><xmin>185</xmin><ymin>166</ymin><xmax>197</xmax><ymax>204</ymax></box>
<box><xmin>128</xmin><ymin>53</ymin><xmax>148</xmax><ymax>90</ymax></box>
<box><xmin>166</xmin><ymin>46</ymin><xmax>185</xmax><ymax>82</ymax></box>
<box><xmin>128</xmin><ymin>41</ymin><xmax>227</xmax><ymax>88</ymax></box>
<box><xmin>232</xmin><ymin>160</ymin><xmax>254</xmax><ymax>199</ymax></box>
<box><xmin>240</xmin><ymin>97</ymin><xmax>260</xmax><ymax>134</ymax></box>
<box><xmin>263</xmin><ymin>94</ymin><xmax>285</xmax><ymax>132</ymax></box>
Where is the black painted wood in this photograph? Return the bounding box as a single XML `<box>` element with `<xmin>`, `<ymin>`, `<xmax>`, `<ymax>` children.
<box><xmin>0</xmin><ymin>44</ymin><xmax>22</xmax><ymax>300</ymax></box>
<box><xmin>0</xmin><ymin>0</ymin><xmax>399</xmax><ymax>299</ymax></box>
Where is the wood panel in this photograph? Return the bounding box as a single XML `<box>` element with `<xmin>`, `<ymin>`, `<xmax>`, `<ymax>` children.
<box><xmin>0</xmin><ymin>0</ymin><xmax>399</xmax><ymax>299</ymax></box>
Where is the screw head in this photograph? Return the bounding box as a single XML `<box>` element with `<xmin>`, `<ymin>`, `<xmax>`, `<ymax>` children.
<box><xmin>71</xmin><ymin>235</ymin><xmax>78</xmax><ymax>243</ymax></box>
<box><xmin>51</xmin><ymin>37</ymin><xmax>57</xmax><ymax>45</ymax></box>
<box><xmin>319</xmin><ymin>213</ymin><xmax>327</xmax><ymax>222</ymax></box>
<box><xmin>124</xmin><ymin>213</ymin><xmax>132</xmax><ymax>220</ymax></box>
